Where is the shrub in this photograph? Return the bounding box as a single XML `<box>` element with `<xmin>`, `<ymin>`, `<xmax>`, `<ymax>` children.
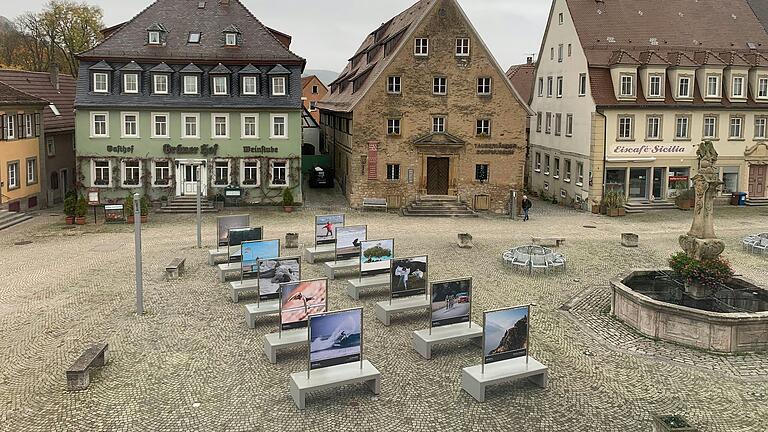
<box><xmin>75</xmin><ymin>198</ymin><xmax>88</xmax><ymax>218</ymax></box>
<box><xmin>669</xmin><ymin>252</ymin><xmax>734</xmax><ymax>287</ymax></box>
<box><xmin>603</xmin><ymin>189</ymin><xmax>626</xmax><ymax>209</ymax></box>
<box><xmin>282</xmin><ymin>188</ymin><xmax>294</xmax><ymax>206</ymax></box>
<box><xmin>63</xmin><ymin>195</ymin><xmax>77</xmax><ymax>217</ymax></box>
<box><xmin>124</xmin><ymin>194</ymin><xmax>135</xmax><ymax>214</ymax></box>
<box><xmin>140</xmin><ymin>196</ymin><xmax>149</xmax><ymax>216</ymax></box>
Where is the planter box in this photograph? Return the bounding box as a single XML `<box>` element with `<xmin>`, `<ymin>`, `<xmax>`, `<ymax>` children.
<box><xmin>607</xmin><ymin>208</ymin><xmax>620</xmax><ymax>217</ymax></box>
<box><xmin>653</xmin><ymin>415</ymin><xmax>697</xmax><ymax>432</ymax></box>
<box><xmin>676</xmin><ymin>199</ymin><xmax>693</xmax><ymax>210</ymax></box>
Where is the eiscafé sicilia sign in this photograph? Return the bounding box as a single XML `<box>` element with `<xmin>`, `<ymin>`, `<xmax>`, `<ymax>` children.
<box><xmin>611</xmin><ymin>144</ymin><xmax>690</xmax><ymax>157</ymax></box>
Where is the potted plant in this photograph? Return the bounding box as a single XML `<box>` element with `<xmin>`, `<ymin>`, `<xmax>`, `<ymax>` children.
<box><xmin>652</xmin><ymin>415</ymin><xmax>698</xmax><ymax>432</ymax></box>
<box><xmin>63</xmin><ymin>194</ymin><xmax>77</xmax><ymax>225</ymax></box>
<box><xmin>282</xmin><ymin>188</ymin><xmax>295</xmax><ymax>213</ymax></box>
<box><xmin>140</xmin><ymin>195</ymin><xmax>149</xmax><ymax>223</ymax></box>
<box><xmin>604</xmin><ymin>190</ymin><xmax>626</xmax><ymax>217</ymax></box>
<box><xmin>676</xmin><ymin>187</ymin><xmax>695</xmax><ymax>210</ymax></box>
<box><xmin>74</xmin><ymin>197</ymin><xmax>88</xmax><ymax>225</ymax></box>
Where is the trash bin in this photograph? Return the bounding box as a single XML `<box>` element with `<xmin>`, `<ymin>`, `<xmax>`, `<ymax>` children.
<box><xmin>738</xmin><ymin>192</ymin><xmax>748</xmax><ymax>206</ymax></box>
<box><xmin>730</xmin><ymin>192</ymin><xmax>740</xmax><ymax>206</ymax></box>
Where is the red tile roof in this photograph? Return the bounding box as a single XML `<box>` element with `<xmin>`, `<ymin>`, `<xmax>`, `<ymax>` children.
<box><xmin>506</xmin><ymin>62</ymin><xmax>536</xmax><ymax>105</ymax></box>
<box><xmin>0</xmin><ymin>69</ymin><xmax>76</xmax><ymax>133</ymax></box>
<box><xmin>0</xmin><ymin>80</ymin><xmax>48</xmax><ymax>107</ymax></box>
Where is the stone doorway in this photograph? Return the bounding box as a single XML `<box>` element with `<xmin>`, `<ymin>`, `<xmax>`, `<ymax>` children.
<box><xmin>426</xmin><ymin>157</ymin><xmax>450</xmax><ymax>195</ymax></box>
<box><xmin>749</xmin><ymin>164</ymin><xmax>766</xmax><ymax>198</ymax></box>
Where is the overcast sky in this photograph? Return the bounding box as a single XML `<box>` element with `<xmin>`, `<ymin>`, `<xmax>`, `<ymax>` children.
<box><xmin>3</xmin><ymin>0</ymin><xmax>550</xmax><ymax>72</ymax></box>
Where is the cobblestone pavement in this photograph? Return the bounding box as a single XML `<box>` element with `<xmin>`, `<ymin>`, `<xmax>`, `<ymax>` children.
<box><xmin>1</xmin><ymin>200</ymin><xmax>767</xmax><ymax>432</ymax></box>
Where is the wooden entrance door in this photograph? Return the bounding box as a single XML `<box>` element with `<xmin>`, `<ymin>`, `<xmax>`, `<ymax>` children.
<box><xmin>426</xmin><ymin>157</ymin><xmax>450</xmax><ymax>195</ymax></box>
<box><xmin>749</xmin><ymin>165</ymin><xmax>766</xmax><ymax>197</ymax></box>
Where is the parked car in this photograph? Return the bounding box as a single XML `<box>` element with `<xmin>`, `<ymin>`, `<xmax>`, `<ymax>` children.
<box><xmin>456</xmin><ymin>293</ymin><xmax>470</xmax><ymax>303</ymax></box>
<box><xmin>309</xmin><ymin>166</ymin><xmax>334</xmax><ymax>188</ymax></box>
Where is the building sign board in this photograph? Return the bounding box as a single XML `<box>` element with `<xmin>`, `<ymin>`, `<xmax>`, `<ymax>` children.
<box><xmin>610</xmin><ymin>144</ymin><xmax>690</xmax><ymax>157</ymax></box>
<box><xmin>163</xmin><ymin>144</ymin><xmax>219</xmax><ymax>156</ymax></box>
<box><xmin>368</xmin><ymin>142</ymin><xmax>378</xmax><ymax>180</ymax></box>
<box><xmin>243</xmin><ymin>146</ymin><xmax>280</xmax><ymax>153</ymax></box>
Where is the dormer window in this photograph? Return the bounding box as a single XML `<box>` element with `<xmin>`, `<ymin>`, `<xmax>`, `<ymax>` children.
<box><xmin>758</xmin><ymin>77</ymin><xmax>768</xmax><ymax>99</ymax></box>
<box><xmin>706</xmin><ymin>75</ymin><xmax>720</xmax><ymax>98</ymax></box>
<box><xmin>678</xmin><ymin>76</ymin><xmax>691</xmax><ymax>98</ymax></box>
<box><xmin>272</xmin><ymin>77</ymin><xmax>286</xmax><ymax>96</ymax></box>
<box><xmin>213</xmin><ymin>76</ymin><xmax>228</xmax><ymax>95</ymax></box>
<box><xmin>146</xmin><ymin>23</ymin><xmax>167</xmax><ymax>46</ymax></box>
<box><xmin>149</xmin><ymin>31</ymin><xmax>160</xmax><ymax>45</ymax></box>
<box><xmin>732</xmin><ymin>76</ymin><xmax>745</xmax><ymax>98</ymax></box>
<box><xmin>153</xmin><ymin>75</ymin><xmax>169</xmax><ymax>94</ymax></box>
<box><xmin>225</xmin><ymin>33</ymin><xmax>237</xmax><ymax>46</ymax></box>
<box><xmin>222</xmin><ymin>25</ymin><xmax>241</xmax><ymax>47</ymax></box>
<box><xmin>93</xmin><ymin>73</ymin><xmax>109</xmax><ymax>93</ymax></box>
<box><xmin>648</xmin><ymin>75</ymin><xmax>662</xmax><ymax>98</ymax></box>
<box><xmin>619</xmin><ymin>74</ymin><xmax>634</xmax><ymax>97</ymax></box>
<box><xmin>188</xmin><ymin>32</ymin><xmax>201</xmax><ymax>44</ymax></box>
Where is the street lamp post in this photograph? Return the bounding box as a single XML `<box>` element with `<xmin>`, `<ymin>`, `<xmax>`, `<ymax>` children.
<box><xmin>133</xmin><ymin>192</ymin><xmax>143</xmax><ymax>315</ymax></box>
<box><xmin>196</xmin><ymin>165</ymin><xmax>202</xmax><ymax>248</ymax></box>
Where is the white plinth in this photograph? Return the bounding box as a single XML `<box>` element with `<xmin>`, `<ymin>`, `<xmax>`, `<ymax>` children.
<box><xmin>244</xmin><ymin>300</ymin><xmax>279</xmax><ymax>329</ymax></box>
<box><xmin>217</xmin><ymin>262</ymin><xmax>241</xmax><ymax>282</ymax></box>
<box><xmin>322</xmin><ymin>259</ymin><xmax>359</xmax><ymax>280</ymax></box>
<box><xmin>207</xmin><ymin>249</ymin><xmax>228</xmax><ymax>266</ymax></box>
<box><xmin>289</xmin><ymin>360</ymin><xmax>381</xmax><ymax>409</ymax></box>
<box><xmin>263</xmin><ymin>328</ymin><xmax>308</xmax><ymax>364</ymax></box>
<box><xmin>412</xmin><ymin>321</ymin><xmax>482</xmax><ymax>360</ymax></box>
<box><xmin>346</xmin><ymin>274</ymin><xmax>391</xmax><ymax>300</ymax></box>
<box><xmin>374</xmin><ymin>296</ymin><xmax>430</xmax><ymax>326</ymax></box>
<box><xmin>461</xmin><ymin>356</ymin><xmax>548</xmax><ymax>402</ymax></box>
<box><xmin>230</xmin><ymin>279</ymin><xmax>259</xmax><ymax>303</ymax></box>
<box><xmin>303</xmin><ymin>244</ymin><xmax>335</xmax><ymax>264</ymax></box>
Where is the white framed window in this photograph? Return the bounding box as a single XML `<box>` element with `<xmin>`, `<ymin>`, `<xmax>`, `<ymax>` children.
<box><xmin>387</xmin><ymin>164</ymin><xmax>400</xmax><ymax>181</ymax></box>
<box><xmin>153</xmin><ymin>74</ymin><xmax>169</xmax><ymax>94</ymax></box>
<box><xmin>183</xmin><ymin>75</ymin><xmax>199</xmax><ymax>95</ymax></box>
<box><xmin>212</xmin><ymin>113</ymin><xmax>229</xmax><ymax>138</ymax></box>
<box><xmin>269</xmin><ymin>160</ymin><xmax>289</xmax><ymax>187</ymax></box>
<box><xmin>152</xmin><ymin>113</ymin><xmax>169</xmax><ymax>138</ymax></box>
<box><xmin>566</xmin><ymin>114</ymin><xmax>573</xmax><ymax>137</ymax></box>
<box><xmin>432</xmin><ymin>116</ymin><xmax>445</xmax><ymax>133</ymax></box>
<box><xmin>732</xmin><ymin>76</ymin><xmax>745</xmax><ymax>98</ymax></box>
<box><xmin>557</xmin><ymin>44</ymin><xmax>563</xmax><ymax>62</ymax></box>
<box><xmin>123</xmin><ymin>73</ymin><xmax>138</xmax><ymax>94</ymax></box>
<box><xmin>91</xmin><ymin>112</ymin><xmax>109</xmax><ymax>137</ymax></box>
<box><xmin>678</xmin><ymin>76</ymin><xmax>691</xmax><ymax>98</ymax></box>
<box><xmin>556</xmin><ymin>76</ymin><xmax>563</xmax><ymax>97</ymax></box>
<box><xmin>91</xmin><ymin>160</ymin><xmax>111</xmax><ymax>187</ymax></box>
<box><xmin>387</xmin><ymin>76</ymin><xmax>401</xmax><ymax>94</ymax></box>
<box><xmin>93</xmin><ymin>73</ymin><xmax>108</xmax><ymax>93</ymax></box>
<box><xmin>477</xmin><ymin>77</ymin><xmax>492</xmax><ymax>95</ymax></box>
<box><xmin>536</xmin><ymin>112</ymin><xmax>542</xmax><ymax>132</ymax></box>
<box><xmin>538</xmin><ymin>78</ymin><xmax>544</xmax><ymax>97</ymax></box>
<box><xmin>122</xmin><ymin>159</ymin><xmax>141</xmax><ymax>187</ymax></box>
<box><xmin>550</xmin><ymin>47</ymin><xmax>554</xmax><ymax>60</ymax></box>
<box><xmin>703</xmin><ymin>115</ymin><xmax>718</xmax><ymax>139</ymax></box>
<box><xmin>433</xmin><ymin>77</ymin><xmax>447</xmax><ymax>95</ymax></box>
<box><xmin>729</xmin><ymin>116</ymin><xmax>743</xmax><ymax>139</ymax></box>
<box><xmin>568</xmin><ymin>44</ymin><xmax>572</xmax><ymax>57</ymax></box>
<box><xmin>758</xmin><ymin>77</ymin><xmax>768</xmax><ymax>99</ymax></box>
<box><xmin>148</xmin><ymin>31</ymin><xmax>160</xmax><ymax>45</ymax></box>
<box><xmin>619</xmin><ymin>74</ymin><xmax>634</xmax><ymax>96</ymax></box>
<box><xmin>646</xmin><ymin>116</ymin><xmax>661</xmax><ymax>140</ymax></box>
<box><xmin>706</xmin><ymin>75</ymin><xmax>720</xmax><ymax>97</ymax></box>
<box><xmin>387</xmin><ymin>118</ymin><xmax>401</xmax><ymax>135</ymax></box>
<box><xmin>554</xmin><ymin>113</ymin><xmax>562</xmax><ymax>136</ymax></box>
<box><xmin>547</xmin><ymin>77</ymin><xmax>553</xmax><ymax>97</ymax></box>
<box><xmin>649</xmin><ymin>75</ymin><xmax>662</xmax><ymax>98</ymax></box>
<box><xmin>272</xmin><ymin>76</ymin><xmax>286</xmax><ymax>96</ymax></box>
<box><xmin>241</xmin><ymin>114</ymin><xmax>259</xmax><ymax>138</ymax></box>
<box><xmin>553</xmin><ymin>157</ymin><xmax>560</xmax><ymax>178</ymax></box>
<box><xmin>212</xmin><ymin>76</ymin><xmax>228</xmax><ymax>95</ymax></box>
<box><xmin>578</xmin><ymin>73</ymin><xmax>587</xmax><ymax>96</ymax></box>
<box><xmin>456</xmin><ymin>38</ymin><xmax>470</xmax><ymax>56</ymax></box>
<box><xmin>534</xmin><ymin>152</ymin><xmax>541</xmax><ymax>171</ymax></box>
<box><xmin>6</xmin><ymin>115</ymin><xmax>15</xmax><ymax>139</ymax></box>
<box><xmin>618</xmin><ymin>116</ymin><xmax>633</xmax><ymax>140</ymax></box>
<box><xmin>153</xmin><ymin>160</ymin><xmax>171</xmax><ymax>186</ymax></box>
<box><xmin>476</xmin><ymin>119</ymin><xmax>491</xmax><ymax>136</ymax></box>
<box><xmin>214</xmin><ymin>160</ymin><xmax>230</xmax><ymax>186</ymax></box>
<box><xmin>558</xmin><ymin>12</ymin><xmax>564</xmax><ymax>25</ymax></box>
<box><xmin>241</xmin><ymin>159</ymin><xmax>261</xmax><ymax>186</ymax></box>
<box><xmin>46</xmin><ymin>136</ymin><xmax>55</xmax><ymax>156</ymax></box>
<box><xmin>564</xmin><ymin>159</ymin><xmax>572</xmax><ymax>182</ymax></box>
<box><xmin>577</xmin><ymin>162</ymin><xmax>584</xmax><ymax>186</ymax></box>
<box><xmin>755</xmin><ymin>117</ymin><xmax>767</xmax><ymax>139</ymax></box>
<box><xmin>545</xmin><ymin>112</ymin><xmax>552</xmax><ymax>134</ymax></box>
<box><xmin>414</xmin><ymin>38</ymin><xmax>429</xmax><ymax>56</ymax></box>
<box><xmin>7</xmin><ymin>161</ymin><xmax>18</xmax><ymax>189</ymax></box>
<box><xmin>225</xmin><ymin>33</ymin><xmax>237</xmax><ymax>46</ymax></box>
<box><xmin>675</xmin><ymin>116</ymin><xmax>690</xmax><ymax>139</ymax></box>
<box><xmin>121</xmin><ymin>112</ymin><xmax>139</xmax><ymax>138</ymax></box>
<box><xmin>26</xmin><ymin>158</ymin><xmax>37</xmax><ymax>185</ymax></box>
<box><xmin>242</xmin><ymin>76</ymin><xmax>258</xmax><ymax>95</ymax></box>
<box><xmin>24</xmin><ymin>114</ymin><xmax>32</xmax><ymax>137</ymax></box>
<box><xmin>182</xmin><ymin>113</ymin><xmax>199</xmax><ymax>139</ymax></box>
<box><xmin>270</xmin><ymin>114</ymin><xmax>287</xmax><ymax>138</ymax></box>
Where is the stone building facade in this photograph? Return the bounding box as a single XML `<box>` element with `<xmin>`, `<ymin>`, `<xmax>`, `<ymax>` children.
<box><xmin>318</xmin><ymin>0</ymin><xmax>531</xmax><ymax>212</ymax></box>
<box><xmin>74</xmin><ymin>0</ymin><xmax>305</xmax><ymax>204</ymax></box>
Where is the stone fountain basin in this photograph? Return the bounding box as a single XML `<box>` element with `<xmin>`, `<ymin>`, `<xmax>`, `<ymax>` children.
<box><xmin>610</xmin><ymin>269</ymin><xmax>768</xmax><ymax>353</ymax></box>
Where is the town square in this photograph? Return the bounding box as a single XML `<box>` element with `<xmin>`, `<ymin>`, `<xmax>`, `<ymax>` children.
<box><xmin>0</xmin><ymin>0</ymin><xmax>767</xmax><ymax>431</ymax></box>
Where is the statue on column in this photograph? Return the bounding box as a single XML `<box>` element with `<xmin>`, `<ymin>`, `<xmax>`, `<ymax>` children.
<box><xmin>679</xmin><ymin>140</ymin><xmax>726</xmax><ymax>261</ymax></box>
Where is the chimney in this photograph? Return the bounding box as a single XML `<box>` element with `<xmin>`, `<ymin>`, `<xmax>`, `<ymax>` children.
<box><xmin>220</xmin><ymin>0</ymin><xmax>230</xmax><ymax>5</ymax></box>
<box><xmin>49</xmin><ymin>63</ymin><xmax>59</xmax><ymax>90</ymax></box>
<box><xmin>526</xmin><ymin>56</ymin><xmax>533</xmax><ymax>65</ymax></box>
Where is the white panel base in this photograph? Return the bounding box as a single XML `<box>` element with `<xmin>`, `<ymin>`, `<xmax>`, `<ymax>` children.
<box><xmin>230</xmin><ymin>279</ymin><xmax>259</xmax><ymax>303</ymax></box>
<box><xmin>461</xmin><ymin>356</ymin><xmax>548</xmax><ymax>402</ymax></box>
<box><xmin>207</xmin><ymin>249</ymin><xmax>227</xmax><ymax>266</ymax></box>
<box><xmin>244</xmin><ymin>300</ymin><xmax>279</xmax><ymax>328</ymax></box>
<box><xmin>303</xmin><ymin>244</ymin><xmax>335</xmax><ymax>264</ymax></box>
<box><xmin>263</xmin><ymin>328</ymin><xmax>308</xmax><ymax>364</ymax></box>
<box><xmin>217</xmin><ymin>263</ymin><xmax>241</xmax><ymax>282</ymax></box>
<box><xmin>346</xmin><ymin>274</ymin><xmax>391</xmax><ymax>300</ymax></box>
<box><xmin>289</xmin><ymin>360</ymin><xmax>381</xmax><ymax>409</ymax></box>
<box><xmin>322</xmin><ymin>259</ymin><xmax>359</xmax><ymax>280</ymax></box>
<box><xmin>374</xmin><ymin>296</ymin><xmax>430</xmax><ymax>326</ymax></box>
<box><xmin>412</xmin><ymin>321</ymin><xmax>482</xmax><ymax>360</ymax></box>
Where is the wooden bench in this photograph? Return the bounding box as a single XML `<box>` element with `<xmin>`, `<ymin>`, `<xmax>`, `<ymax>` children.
<box><xmin>461</xmin><ymin>356</ymin><xmax>548</xmax><ymax>402</ymax></box>
<box><xmin>289</xmin><ymin>360</ymin><xmax>381</xmax><ymax>409</ymax></box>
<box><xmin>66</xmin><ymin>342</ymin><xmax>109</xmax><ymax>391</ymax></box>
<box><xmin>531</xmin><ymin>237</ymin><xmax>566</xmax><ymax>247</ymax></box>
<box><xmin>165</xmin><ymin>257</ymin><xmax>186</xmax><ymax>280</ymax></box>
<box><xmin>362</xmin><ymin>198</ymin><xmax>388</xmax><ymax>212</ymax></box>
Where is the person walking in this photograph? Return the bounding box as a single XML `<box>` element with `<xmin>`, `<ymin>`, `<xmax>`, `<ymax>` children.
<box><xmin>522</xmin><ymin>195</ymin><xmax>532</xmax><ymax>222</ymax></box>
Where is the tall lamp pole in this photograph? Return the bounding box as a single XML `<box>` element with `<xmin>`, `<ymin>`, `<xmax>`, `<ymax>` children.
<box><xmin>133</xmin><ymin>192</ymin><xmax>144</xmax><ymax>315</ymax></box>
<box><xmin>196</xmin><ymin>165</ymin><xmax>202</xmax><ymax>248</ymax></box>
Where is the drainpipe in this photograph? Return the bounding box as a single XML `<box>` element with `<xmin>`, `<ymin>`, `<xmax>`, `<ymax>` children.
<box><xmin>597</xmin><ymin>109</ymin><xmax>608</xmax><ymax>202</ymax></box>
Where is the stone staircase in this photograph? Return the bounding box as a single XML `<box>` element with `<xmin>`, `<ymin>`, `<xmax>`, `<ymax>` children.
<box><xmin>157</xmin><ymin>196</ymin><xmax>219</xmax><ymax>214</ymax></box>
<box><xmin>746</xmin><ymin>197</ymin><xmax>768</xmax><ymax>207</ymax></box>
<box><xmin>402</xmin><ymin>195</ymin><xmax>477</xmax><ymax>217</ymax></box>
<box><xmin>0</xmin><ymin>209</ymin><xmax>33</xmax><ymax>231</ymax></box>
<box><xmin>623</xmin><ymin>200</ymin><xmax>677</xmax><ymax>214</ymax></box>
